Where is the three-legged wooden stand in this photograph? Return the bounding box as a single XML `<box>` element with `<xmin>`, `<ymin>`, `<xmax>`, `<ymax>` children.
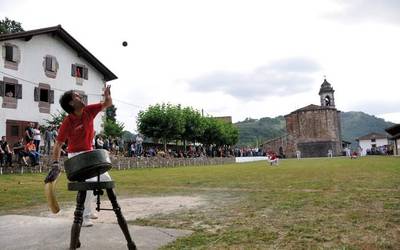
<box><xmin>68</xmin><ymin>181</ymin><xmax>136</xmax><ymax>250</ymax></box>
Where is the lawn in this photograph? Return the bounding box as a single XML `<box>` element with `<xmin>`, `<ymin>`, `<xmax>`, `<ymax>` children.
<box><xmin>1</xmin><ymin>156</ymin><xmax>400</xmax><ymax>249</ymax></box>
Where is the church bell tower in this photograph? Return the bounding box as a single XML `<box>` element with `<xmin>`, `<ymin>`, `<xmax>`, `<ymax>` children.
<box><xmin>319</xmin><ymin>77</ymin><xmax>335</xmax><ymax>107</ymax></box>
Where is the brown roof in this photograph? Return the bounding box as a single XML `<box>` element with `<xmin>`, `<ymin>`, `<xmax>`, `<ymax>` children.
<box><xmin>356</xmin><ymin>132</ymin><xmax>388</xmax><ymax>141</ymax></box>
<box><xmin>385</xmin><ymin>124</ymin><xmax>400</xmax><ymax>135</ymax></box>
<box><xmin>285</xmin><ymin>104</ymin><xmax>337</xmax><ymax>116</ymax></box>
<box><xmin>0</xmin><ymin>25</ymin><xmax>117</xmax><ymax>81</ymax></box>
<box><xmin>385</xmin><ymin>124</ymin><xmax>400</xmax><ymax>139</ymax></box>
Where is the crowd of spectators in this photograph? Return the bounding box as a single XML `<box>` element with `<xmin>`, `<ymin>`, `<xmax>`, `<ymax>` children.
<box><xmin>0</xmin><ymin>123</ymin><xmax>59</xmax><ymax>168</ymax></box>
<box><xmin>233</xmin><ymin>147</ymin><xmax>266</xmax><ymax>157</ymax></box>
<box><xmin>366</xmin><ymin>145</ymin><xmax>392</xmax><ymax>155</ymax></box>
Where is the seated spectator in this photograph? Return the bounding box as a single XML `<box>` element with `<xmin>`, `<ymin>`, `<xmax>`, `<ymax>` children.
<box><xmin>6</xmin><ymin>91</ymin><xmax>14</xmax><ymax>97</ymax></box>
<box><xmin>351</xmin><ymin>151</ymin><xmax>358</xmax><ymax>159</ymax></box>
<box><xmin>13</xmin><ymin>138</ymin><xmax>29</xmax><ymax>166</ymax></box>
<box><xmin>0</xmin><ymin>136</ymin><xmax>13</xmax><ymax>167</ymax></box>
<box><xmin>25</xmin><ymin>139</ymin><xmax>40</xmax><ymax>166</ymax></box>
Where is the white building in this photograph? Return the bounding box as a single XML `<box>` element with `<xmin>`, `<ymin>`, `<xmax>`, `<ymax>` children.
<box><xmin>0</xmin><ymin>25</ymin><xmax>117</xmax><ymax>145</ymax></box>
<box><xmin>356</xmin><ymin>132</ymin><xmax>388</xmax><ymax>156</ymax></box>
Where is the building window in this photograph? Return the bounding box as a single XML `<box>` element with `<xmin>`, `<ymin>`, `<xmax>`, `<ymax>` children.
<box><xmin>71</xmin><ymin>64</ymin><xmax>88</xmax><ymax>84</ymax></box>
<box><xmin>1</xmin><ymin>77</ymin><xmax>21</xmax><ymax>109</ymax></box>
<box><xmin>40</xmin><ymin>88</ymin><xmax>49</xmax><ymax>102</ymax></box>
<box><xmin>5</xmin><ymin>45</ymin><xmax>14</xmax><ymax>62</ymax></box>
<box><xmin>34</xmin><ymin>83</ymin><xmax>54</xmax><ymax>113</ymax></box>
<box><xmin>371</xmin><ymin>138</ymin><xmax>376</xmax><ymax>142</ymax></box>
<box><xmin>2</xmin><ymin>43</ymin><xmax>20</xmax><ymax>70</ymax></box>
<box><xmin>5</xmin><ymin>83</ymin><xmax>15</xmax><ymax>97</ymax></box>
<box><xmin>43</xmin><ymin>55</ymin><xmax>59</xmax><ymax>78</ymax></box>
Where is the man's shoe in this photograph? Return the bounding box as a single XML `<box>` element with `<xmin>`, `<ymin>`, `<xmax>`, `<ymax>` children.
<box><xmin>82</xmin><ymin>219</ymin><xmax>93</xmax><ymax>227</ymax></box>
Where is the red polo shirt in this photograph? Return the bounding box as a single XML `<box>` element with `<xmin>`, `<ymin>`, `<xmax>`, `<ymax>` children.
<box><xmin>57</xmin><ymin>103</ymin><xmax>102</xmax><ymax>153</ymax></box>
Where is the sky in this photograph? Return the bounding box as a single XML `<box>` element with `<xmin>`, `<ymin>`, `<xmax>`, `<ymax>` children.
<box><xmin>1</xmin><ymin>0</ymin><xmax>400</xmax><ymax>132</ymax></box>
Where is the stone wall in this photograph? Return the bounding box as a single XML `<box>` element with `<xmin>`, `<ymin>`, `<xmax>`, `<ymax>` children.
<box><xmin>0</xmin><ymin>156</ymin><xmax>236</xmax><ymax>175</ymax></box>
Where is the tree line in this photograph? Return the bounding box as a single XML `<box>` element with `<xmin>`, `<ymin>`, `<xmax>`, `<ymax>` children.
<box><xmin>137</xmin><ymin>103</ymin><xmax>239</xmax><ymax>150</ymax></box>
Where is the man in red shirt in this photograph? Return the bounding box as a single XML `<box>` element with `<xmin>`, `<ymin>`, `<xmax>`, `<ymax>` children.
<box><xmin>45</xmin><ymin>85</ymin><xmax>113</xmax><ymax>226</ymax></box>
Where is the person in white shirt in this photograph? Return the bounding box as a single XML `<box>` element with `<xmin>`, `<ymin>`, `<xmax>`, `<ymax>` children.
<box><xmin>33</xmin><ymin>124</ymin><xmax>41</xmax><ymax>153</ymax></box>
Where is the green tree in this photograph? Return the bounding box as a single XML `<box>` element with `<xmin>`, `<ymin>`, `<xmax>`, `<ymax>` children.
<box><xmin>0</xmin><ymin>17</ymin><xmax>24</xmax><ymax>34</ymax></box>
<box><xmin>137</xmin><ymin>103</ymin><xmax>185</xmax><ymax>151</ymax></box>
<box><xmin>198</xmin><ymin>117</ymin><xmax>239</xmax><ymax>147</ymax></box>
<box><xmin>105</xmin><ymin>105</ymin><xmax>117</xmax><ymax>122</ymax></box>
<box><xmin>221</xmin><ymin>122</ymin><xmax>239</xmax><ymax>146</ymax></box>
<box><xmin>44</xmin><ymin>110</ymin><xmax>67</xmax><ymax>128</ymax></box>
<box><xmin>199</xmin><ymin>117</ymin><xmax>222</xmax><ymax>146</ymax></box>
<box><xmin>103</xmin><ymin>118</ymin><xmax>124</xmax><ymax>138</ymax></box>
<box><xmin>182</xmin><ymin>107</ymin><xmax>205</xmax><ymax>147</ymax></box>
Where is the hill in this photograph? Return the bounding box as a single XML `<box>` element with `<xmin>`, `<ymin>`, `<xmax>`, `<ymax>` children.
<box><xmin>235</xmin><ymin>111</ymin><xmax>395</xmax><ymax>147</ymax></box>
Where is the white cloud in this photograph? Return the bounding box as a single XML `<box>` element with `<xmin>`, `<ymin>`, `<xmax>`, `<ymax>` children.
<box><xmin>330</xmin><ymin>0</ymin><xmax>400</xmax><ymax>24</ymax></box>
<box><xmin>188</xmin><ymin>58</ymin><xmax>320</xmax><ymax>100</ymax></box>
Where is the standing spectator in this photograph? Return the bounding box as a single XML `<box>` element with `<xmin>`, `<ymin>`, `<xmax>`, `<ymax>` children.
<box><xmin>103</xmin><ymin>137</ymin><xmax>110</xmax><ymax>151</ymax></box>
<box><xmin>108</xmin><ymin>137</ymin><xmax>114</xmax><ymax>153</ymax></box>
<box><xmin>44</xmin><ymin>126</ymin><xmax>54</xmax><ymax>155</ymax></box>
<box><xmin>52</xmin><ymin>126</ymin><xmax>58</xmax><ymax>143</ymax></box>
<box><xmin>136</xmin><ymin>134</ymin><xmax>143</xmax><ymax>156</ymax></box>
<box><xmin>33</xmin><ymin>124</ymin><xmax>41</xmax><ymax>152</ymax></box>
<box><xmin>327</xmin><ymin>149</ymin><xmax>333</xmax><ymax>158</ymax></box>
<box><xmin>96</xmin><ymin>135</ymin><xmax>104</xmax><ymax>149</ymax></box>
<box><xmin>296</xmin><ymin>150</ymin><xmax>301</xmax><ymax>159</ymax></box>
<box><xmin>114</xmin><ymin>138</ymin><xmax>119</xmax><ymax>155</ymax></box>
<box><xmin>0</xmin><ymin>136</ymin><xmax>13</xmax><ymax>167</ymax></box>
<box><xmin>130</xmin><ymin>141</ymin><xmax>136</xmax><ymax>157</ymax></box>
<box><xmin>25</xmin><ymin>123</ymin><xmax>34</xmax><ymax>142</ymax></box>
<box><xmin>25</xmin><ymin>139</ymin><xmax>40</xmax><ymax>166</ymax></box>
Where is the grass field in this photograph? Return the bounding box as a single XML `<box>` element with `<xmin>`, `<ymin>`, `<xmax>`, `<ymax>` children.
<box><xmin>1</xmin><ymin>156</ymin><xmax>400</xmax><ymax>249</ymax></box>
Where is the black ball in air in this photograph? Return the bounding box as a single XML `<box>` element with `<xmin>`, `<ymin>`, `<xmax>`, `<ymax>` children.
<box><xmin>122</xmin><ymin>41</ymin><xmax>128</xmax><ymax>47</ymax></box>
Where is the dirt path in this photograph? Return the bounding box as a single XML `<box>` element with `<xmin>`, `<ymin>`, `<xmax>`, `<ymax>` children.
<box><xmin>40</xmin><ymin>195</ymin><xmax>206</xmax><ymax>223</ymax></box>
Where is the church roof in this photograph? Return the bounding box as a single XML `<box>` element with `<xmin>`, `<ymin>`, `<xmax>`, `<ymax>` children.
<box><xmin>319</xmin><ymin>79</ymin><xmax>334</xmax><ymax>95</ymax></box>
<box><xmin>286</xmin><ymin>104</ymin><xmax>336</xmax><ymax>116</ymax></box>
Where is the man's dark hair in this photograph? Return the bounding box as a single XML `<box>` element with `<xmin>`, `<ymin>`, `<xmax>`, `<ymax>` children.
<box><xmin>59</xmin><ymin>90</ymin><xmax>74</xmax><ymax>114</ymax></box>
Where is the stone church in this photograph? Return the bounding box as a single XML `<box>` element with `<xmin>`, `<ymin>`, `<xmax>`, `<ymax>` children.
<box><xmin>262</xmin><ymin>79</ymin><xmax>342</xmax><ymax>158</ymax></box>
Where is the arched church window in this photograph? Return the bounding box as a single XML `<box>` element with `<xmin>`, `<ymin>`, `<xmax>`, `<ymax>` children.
<box><xmin>324</xmin><ymin>95</ymin><xmax>331</xmax><ymax>106</ymax></box>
